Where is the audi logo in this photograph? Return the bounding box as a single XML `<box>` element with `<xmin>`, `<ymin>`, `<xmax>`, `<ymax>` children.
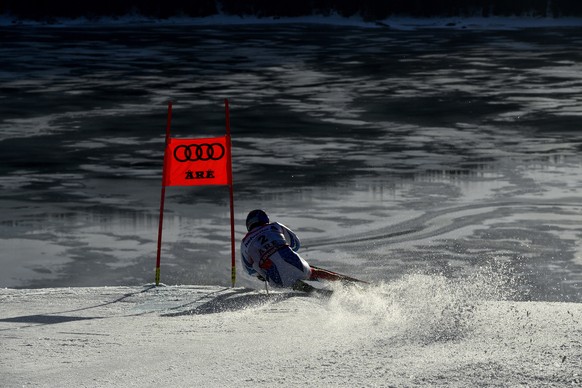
<box><xmin>174</xmin><ymin>143</ymin><xmax>225</xmax><ymax>162</ymax></box>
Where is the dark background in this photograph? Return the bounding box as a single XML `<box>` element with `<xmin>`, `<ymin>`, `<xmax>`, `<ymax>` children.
<box><xmin>2</xmin><ymin>0</ymin><xmax>582</xmax><ymax>22</ymax></box>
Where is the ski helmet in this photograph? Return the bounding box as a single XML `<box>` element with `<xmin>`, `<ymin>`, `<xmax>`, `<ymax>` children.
<box><xmin>246</xmin><ymin>209</ymin><xmax>269</xmax><ymax>231</ymax></box>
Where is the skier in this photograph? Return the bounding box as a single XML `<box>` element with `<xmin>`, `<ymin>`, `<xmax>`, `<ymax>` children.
<box><xmin>240</xmin><ymin>209</ymin><xmax>361</xmax><ymax>292</ymax></box>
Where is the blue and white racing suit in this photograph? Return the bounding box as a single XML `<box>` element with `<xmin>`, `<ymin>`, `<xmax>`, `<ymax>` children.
<box><xmin>240</xmin><ymin>222</ymin><xmax>312</xmax><ymax>288</ymax></box>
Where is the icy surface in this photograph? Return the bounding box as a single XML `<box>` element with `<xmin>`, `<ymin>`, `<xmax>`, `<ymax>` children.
<box><xmin>2</xmin><ymin>24</ymin><xmax>582</xmax><ymax>299</ymax></box>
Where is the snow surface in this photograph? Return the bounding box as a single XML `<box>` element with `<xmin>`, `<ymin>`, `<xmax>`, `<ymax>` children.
<box><xmin>2</xmin><ymin>273</ymin><xmax>581</xmax><ymax>387</ymax></box>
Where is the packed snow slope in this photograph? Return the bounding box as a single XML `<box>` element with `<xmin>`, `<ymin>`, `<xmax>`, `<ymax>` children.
<box><xmin>2</xmin><ymin>274</ymin><xmax>581</xmax><ymax>387</ymax></box>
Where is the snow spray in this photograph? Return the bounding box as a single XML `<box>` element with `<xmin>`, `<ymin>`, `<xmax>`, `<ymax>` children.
<box><xmin>324</xmin><ymin>262</ymin><xmax>519</xmax><ymax>344</ymax></box>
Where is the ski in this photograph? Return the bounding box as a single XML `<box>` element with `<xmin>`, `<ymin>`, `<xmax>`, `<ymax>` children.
<box><xmin>309</xmin><ymin>265</ymin><xmax>368</xmax><ymax>285</ymax></box>
<box><xmin>286</xmin><ymin>266</ymin><xmax>368</xmax><ymax>297</ymax></box>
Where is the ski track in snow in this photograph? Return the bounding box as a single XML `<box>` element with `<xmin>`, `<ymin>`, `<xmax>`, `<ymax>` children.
<box><xmin>2</xmin><ymin>23</ymin><xmax>582</xmax><ymax>294</ymax></box>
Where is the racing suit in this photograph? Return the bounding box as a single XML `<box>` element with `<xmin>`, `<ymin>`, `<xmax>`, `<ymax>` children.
<box><xmin>240</xmin><ymin>222</ymin><xmax>311</xmax><ymax>288</ymax></box>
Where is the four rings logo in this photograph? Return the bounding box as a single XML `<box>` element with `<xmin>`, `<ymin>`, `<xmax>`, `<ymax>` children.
<box><xmin>173</xmin><ymin>143</ymin><xmax>225</xmax><ymax>162</ymax></box>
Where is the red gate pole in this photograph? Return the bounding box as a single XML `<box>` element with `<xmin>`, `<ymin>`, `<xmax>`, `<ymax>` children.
<box><xmin>225</xmin><ymin>98</ymin><xmax>236</xmax><ymax>287</ymax></box>
<box><xmin>155</xmin><ymin>101</ymin><xmax>173</xmax><ymax>286</ymax></box>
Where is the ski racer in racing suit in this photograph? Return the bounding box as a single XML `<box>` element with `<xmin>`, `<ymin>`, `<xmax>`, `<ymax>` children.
<box><xmin>241</xmin><ymin>209</ymin><xmax>365</xmax><ymax>291</ymax></box>
<box><xmin>240</xmin><ymin>209</ymin><xmax>311</xmax><ymax>288</ymax></box>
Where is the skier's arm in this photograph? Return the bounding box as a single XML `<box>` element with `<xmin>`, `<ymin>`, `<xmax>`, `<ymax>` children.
<box><xmin>278</xmin><ymin>223</ymin><xmax>301</xmax><ymax>251</ymax></box>
<box><xmin>240</xmin><ymin>251</ymin><xmax>257</xmax><ymax>276</ymax></box>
